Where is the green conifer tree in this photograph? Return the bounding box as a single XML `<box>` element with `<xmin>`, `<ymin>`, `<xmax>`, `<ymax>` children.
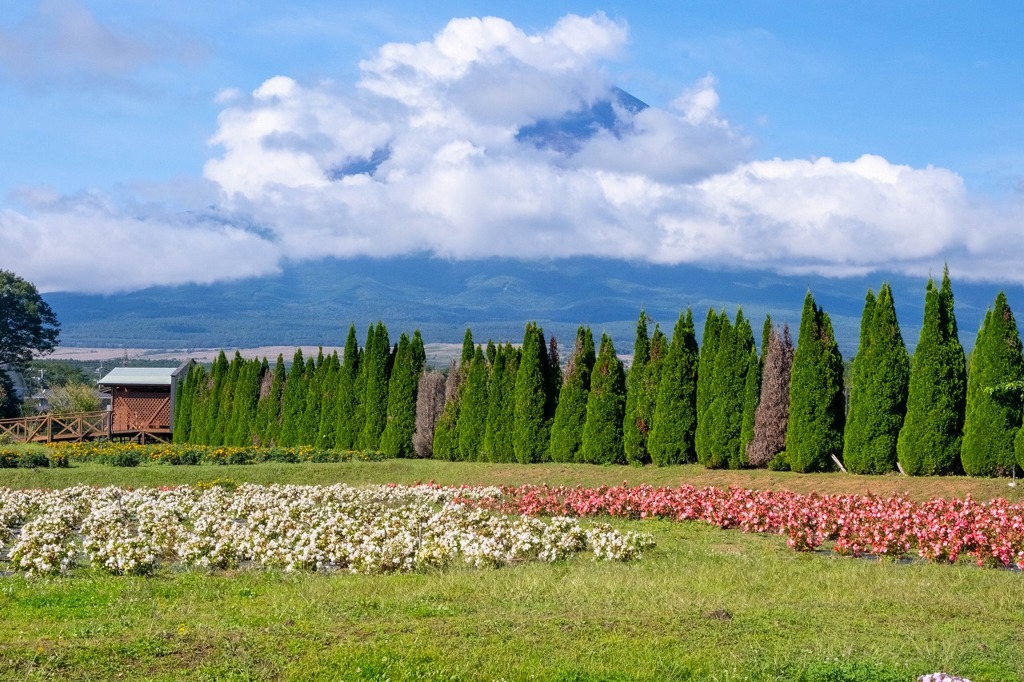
<box><xmin>623</xmin><ymin>311</ymin><xmax>651</xmax><ymax>465</ymax></box>
<box><xmin>256</xmin><ymin>354</ymin><xmax>285</xmax><ymax>446</ymax></box>
<box><xmin>334</xmin><ymin>325</ymin><xmax>361</xmax><ymax>449</ymax></box>
<box><xmin>513</xmin><ymin>323</ymin><xmax>554</xmax><ymax>463</ymax></box>
<box><xmin>228</xmin><ymin>358</ymin><xmax>263</xmax><ymax>446</ymax></box>
<box><xmin>173</xmin><ymin>364</ymin><xmax>199</xmax><ymax>444</ymax></box>
<box><xmin>705</xmin><ymin>311</ymin><xmax>754</xmax><ymax>468</ymax></box>
<box><xmin>581</xmin><ymin>333</ymin><xmax>626</xmax><ymax>464</ymax></box>
<box><xmin>457</xmin><ymin>346</ymin><xmax>490</xmax><ymax>460</ymax></box>
<box><xmin>278</xmin><ymin>349</ymin><xmax>307</xmax><ymax>447</ymax></box>
<box><xmin>359</xmin><ymin>321</ymin><xmax>391</xmax><ymax>450</ymax></box>
<box><xmin>735</xmin><ymin>344</ymin><xmax>761</xmax><ymax>468</ymax></box>
<box><xmin>549</xmin><ymin>326</ymin><xmax>596</xmax><ymax>462</ymax></box>
<box><xmin>898</xmin><ymin>269</ymin><xmax>967</xmax><ymax>474</ymax></box>
<box><xmin>381</xmin><ymin>333</ymin><xmax>425</xmax><ymax>457</ymax></box>
<box><xmin>316</xmin><ymin>352</ymin><xmax>341</xmax><ymax>448</ymax></box>
<box><xmin>695</xmin><ymin>309</ymin><xmax>723</xmax><ymax>461</ymax></box>
<box><xmin>961</xmin><ymin>292</ymin><xmax>1024</xmax><ymax>476</ymax></box>
<box><xmin>786</xmin><ymin>292</ymin><xmax>846</xmax><ymax>472</ymax></box>
<box><xmin>649</xmin><ymin>309</ymin><xmax>700</xmax><ymax>465</ymax></box>
<box><xmin>844</xmin><ymin>285</ymin><xmax>910</xmax><ymax>474</ymax></box>
<box><xmin>484</xmin><ymin>343</ymin><xmax>519</xmax><ymax>462</ymax></box>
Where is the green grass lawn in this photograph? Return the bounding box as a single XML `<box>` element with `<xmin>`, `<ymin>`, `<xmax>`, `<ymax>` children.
<box><xmin>2</xmin><ymin>461</ymin><xmax>1023</xmax><ymax>681</ymax></box>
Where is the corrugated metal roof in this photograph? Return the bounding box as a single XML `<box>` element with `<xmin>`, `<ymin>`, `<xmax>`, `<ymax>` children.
<box><xmin>98</xmin><ymin>367</ymin><xmax>178</xmax><ymax>386</ymax></box>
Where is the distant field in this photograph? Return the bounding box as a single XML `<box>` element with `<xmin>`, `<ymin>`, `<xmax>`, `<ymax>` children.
<box><xmin>2</xmin><ymin>461</ymin><xmax>1022</xmax><ymax>681</ymax></box>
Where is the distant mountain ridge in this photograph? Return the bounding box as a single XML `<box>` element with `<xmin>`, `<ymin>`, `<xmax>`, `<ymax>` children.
<box><xmin>44</xmin><ymin>256</ymin><xmax>1020</xmax><ymax>358</ymax></box>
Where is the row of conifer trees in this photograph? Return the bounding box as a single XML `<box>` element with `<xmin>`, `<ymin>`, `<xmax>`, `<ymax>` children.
<box><xmin>173</xmin><ymin>267</ymin><xmax>1024</xmax><ymax>475</ymax></box>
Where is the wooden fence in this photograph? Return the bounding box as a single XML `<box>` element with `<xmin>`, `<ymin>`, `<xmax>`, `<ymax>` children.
<box><xmin>0</xmin><ymin>411</ymin><xmax>110</xmax><ymax>444</ymax></box>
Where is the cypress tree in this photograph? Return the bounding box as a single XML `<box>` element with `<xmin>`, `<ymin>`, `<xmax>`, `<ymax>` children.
<box><xmin>186</xmin><ymin>365</ymin><xmax>210</xmax><ymax>443</ymax></box>
<box><xmin>513</xmin><ymin>323</ymin><xmax>554</xmax><ymax>463</ymax></box>
<box><xmin>649</xmin><ymin>309</ymin><xmax>699</xmax><ymax>465</ymax></box>
<box><xmin>961</xmin><ymin>292</ymin><xmax>1024</xmax><ymax>476</ymax></box>
<box><xmin>173</xmin><ymin>364</ymin><xmax>199</xmax><ymax>444</ymax></box>
<box><xmin>705</xmin><ymin>310</ymin><xmax>754</xmax><ymax>468</ymax></box>
<box><xmin>359</xmin><ymin>321</ymin><xmax>391</xmax><ymax>450</ymax></box>
<box><xmin>786</xmin><ymin>292</ymin><xmax>845</xmax><ymax>472</ymax></box>
<box><xmin>256</xmin><ymin>354</ymin><xmax>285</xmax><ymax>446</ymax></box>
<box><xmin>199</xmin><ymin>351</ymin><xmax>230</xmax><ymax>444</ymax></box>
<box><xmin>695</xmin><ymin>309</ymin><xmax>723</xmax><ymax>461</ymax></box>
<box><xmin>484</xmin><ymin>343</ymin><xmax>519</xmax><ymax>462</ymax></box>
<box><xmin>735</xmin><ymin>343</ymin><xmax>761</xmax><ymax>468</ymax></box>
<box><xmin>316</xmin><ymin>352</ymin><xmax>341</xmax><ymax>448</ymax></box>
<box><xmin>624</xmin><ymin>311</ymin><xmax>651</xmax><ymax>465</ymax></box>
<box><xmin>458</xmin><ymin>346</ymin><xmax>490</xmax><ymax>460</ymax></box>
<box><xmin>279</xmin><ymin>349</ymin><xmax>307</xmax><ymax>446</ymax></box>
<box><xmin>432</xmin><ymin>361</ymin><xmax>462</xmax><ymax>460</ymax></box>
<box><xmin>334</xmin><ymin>325</ymin><xmax>361</xmax><ymax>449</ymax></box>
<box><xmin>381</xmin><ymin>333</ymin><xmax>424</xmax><ymax>457</ymax></box>
<box><xmin>844</xmin><ymin>285</ymin><xmax>910</xmax><ymax>474</ymax></box>
<box><xmin>549</xmin><ymin>326</ymin><xmax>596</xmax><ymax>462</ymax></box>
<box><xmin>748</xmin><ymin>324</ymin><xmax>794</xmax><ymax>467</ymax></box>
<box><xmin>297</xmin><ymin>349</ymin><xmax>325</xmax><ymax>444</ymax></box>
<box><xmin>898</xmin><ymin>269</ymin><xmax>967</xmax><ymax>475</ymax></box>
<box><xmin>581</xmin><ymin>333</ymin><xmax>627</xmax><ymax>465</ymax></box>
<box><xmin>228</xmin><ymin>358</ymin><xmax>263</xmax><ymax>446</ymax></box>
<box><xmin>412</xmin><ymin>369</ymin><xmax>446</xmax><ymax>458</ymax></box>
<box><xmin>460</xmin><ymin>328</ymin><xmax>474</xmax><ymax>365</ymax></box>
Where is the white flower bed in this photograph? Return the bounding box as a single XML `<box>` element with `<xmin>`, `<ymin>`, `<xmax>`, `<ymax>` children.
<box><xmin>0</xmin><ymin>483</ymin><xmax>655</xmax><ymax>577</ymax></box>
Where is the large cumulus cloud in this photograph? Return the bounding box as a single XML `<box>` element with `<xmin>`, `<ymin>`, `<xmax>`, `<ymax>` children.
<box><xmin>3</xmin><ymin>11</ymin><xmax>1022</xmax><ymax>293</ymax></box>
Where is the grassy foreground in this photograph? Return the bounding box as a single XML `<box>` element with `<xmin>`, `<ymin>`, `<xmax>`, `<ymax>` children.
<box><xmin>2</xmin><ymin>461</ymin><xmax>1024</xmax><ymax>681</ymax></box>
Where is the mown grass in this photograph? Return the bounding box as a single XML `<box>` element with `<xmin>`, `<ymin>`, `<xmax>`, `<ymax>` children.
<box><xmin>2</xmin><ymin>461</ymin><xmax>1024</xmax><ymax>680</ymax></box>
<box><xmin>2</xmin><ymin>458</ymin><xmax>1023</xmax><ymax>502</ymax></box>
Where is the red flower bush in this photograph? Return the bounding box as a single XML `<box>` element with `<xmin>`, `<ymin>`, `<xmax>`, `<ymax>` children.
<box><xmin>450</xmin><ymin>483</ymin><xmax>1024</xmax><ymax>569</ymax></box>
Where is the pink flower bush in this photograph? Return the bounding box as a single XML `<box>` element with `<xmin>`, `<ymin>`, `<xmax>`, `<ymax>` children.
<box><xmin>449</xmin><ymin>483</ymin><xmax>1024</xmax><ymax>569</ymax></box>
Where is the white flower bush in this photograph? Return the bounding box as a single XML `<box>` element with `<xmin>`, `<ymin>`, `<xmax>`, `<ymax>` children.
<box><xmin>0</xmin><ymin>483</ymin><xmax>655</xmax><ymax>577</ymax></box>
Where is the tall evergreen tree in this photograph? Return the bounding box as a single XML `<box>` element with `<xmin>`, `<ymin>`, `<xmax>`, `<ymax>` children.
<box><xmin>734</xmin><ymin>344</ymin><xmax>761</xmax><ymax>468</ymax></box>
<box><xmin>513</xmin><ymin>323</ymin><xmax>554</xmax><ymax>463</ymax></box>
<box><xmin>458</xmin><ymin>346</ymin><xmax>490</xmax><ymax>460</ymax></box>
<box><xmin>549</xmin><ymin>326</ymin><xmax>596</xmax><ymax>462</ymax></box>
<box><xmin>186</xmin><ymin>364</ymin><xmax>210</xmax><ymax>443</ymax></box>
<box><xmin>695</xmin><ymin>309</ymin><xmax>723</xmax><ymax>461</ymax></box>
<box><xmin>844</xmin><ymin>285</ymin><xmax>910</xmax><ymax>474</ymax></box>
<box><xmin>278</xmin><ymin>349</ymin><xmax>307</xmax><ymax>446</ymax></box>
<box><xmin>581</xmin><ymin>333</ymin><xmax>627</xmax><ymax>465</ymax></box>
<box><xmin>623</xmin><ymin>311</ymin><xmax>652</xmax><ymax>465</ymax></box>
<box><xmin>961</xmin><ymin>292</ymin><xmax>1024</xmax><ymax>476</ymax></box>
<box><xmin>173</xmin><ymin>363</ymin><xmax>199</xmax><ymax>444</ymax></box>
<box><xmin>256</xmin><ymin>354</ymin><xmax>285</xmax><ymax>446</ymax></box>
<box><xmin>898</xmin><ymin>269</ymin><xmax>967</xmax><ymax>475</ymax></box>
<box><xmin>649</xmin><ymin>309</ymin><xmax>699</xmax><ymax>465</ymax></box>
<box><xmin>748</xmin><ymin>324</ymin><xmax>794</xmax><ymax>467</ymax></box>
<box><xmin>786</xmin><ymin>292</ymin><xmax>845</xmax><ymax>472</ymax></box>
<box><xmin>460</xmin><ymin>328</ymin><xmax>475</xmax><ymax>365</ymax></box>
<box><xmin>704</xmin><ymin>311</ymin><xmax>754</xmax><ymax>468</ymax></box>
<box><xmin>228</xmin><ymin>358</ymin><xmax>263</xmax><ymax>446</ymax></box>
<box><xmin>316</xmin><ymin>352</ymin><xmax>341</xmax><ymax>448</ymax></box>
<box><xmin>484</xmin><ymin>343</ymin><xmax>519</xmax><ymax>462</ymax></box>
<box><xmin>381</xmin><ymin>333</ymin><xmax>425</xmax><ymax>457</ymax></box>
<box><xmin>359</xmin><ymin>321</ymin><xmax>391</xmax><ymax>449</ymax></box>
<box><xmin>334</xmin><ymin>325</ymin><xmax>361</xmax><ymax>449</ymax></box>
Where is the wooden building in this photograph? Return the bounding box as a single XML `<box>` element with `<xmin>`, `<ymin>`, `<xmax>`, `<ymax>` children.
<box><xmin>98</xmin><ymin>361</ymin><xmax>191</xmax><ymax>442</ymax></box>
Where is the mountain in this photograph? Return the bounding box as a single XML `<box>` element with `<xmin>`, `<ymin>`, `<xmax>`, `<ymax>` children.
<box><xmin>40</xmin><ymin>87</ymin><xmax>1022</xmax><ymax>358</ymax></box>
<box><xmin>44</xmin><ymin>255</ymin><xmax>1018</xmax><ymax>358</ymax></box>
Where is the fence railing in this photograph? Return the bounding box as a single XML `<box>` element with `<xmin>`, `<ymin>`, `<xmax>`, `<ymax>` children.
<box><xmin>0</xmin><ymin>411</ymin><xmax>110</xmax><ymax>443</ymax></box>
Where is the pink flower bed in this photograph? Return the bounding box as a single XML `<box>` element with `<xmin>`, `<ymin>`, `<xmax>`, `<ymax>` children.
<box><xmin>448</xmin><ymin>483</ymin><xmax>1024</xmax><ymax>569</ymax></box>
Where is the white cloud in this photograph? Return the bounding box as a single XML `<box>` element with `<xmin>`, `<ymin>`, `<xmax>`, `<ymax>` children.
<box><xmin>3</xmin><ymin>11</ymin><xmax>1023</xmax><ymax>293</ymax></box>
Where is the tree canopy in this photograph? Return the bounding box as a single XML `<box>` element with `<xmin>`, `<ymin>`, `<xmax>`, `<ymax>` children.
<box><xmin>0</xmin><ymin>270</ymin><xmax>60</xmax><ymax>370</ymax></box>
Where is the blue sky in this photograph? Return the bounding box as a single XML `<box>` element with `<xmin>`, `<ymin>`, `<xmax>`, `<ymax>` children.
<box><xmin>2</xmin><ymin>1</ymin><xmax>1023</xmax><ymax>293</ymax></box>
